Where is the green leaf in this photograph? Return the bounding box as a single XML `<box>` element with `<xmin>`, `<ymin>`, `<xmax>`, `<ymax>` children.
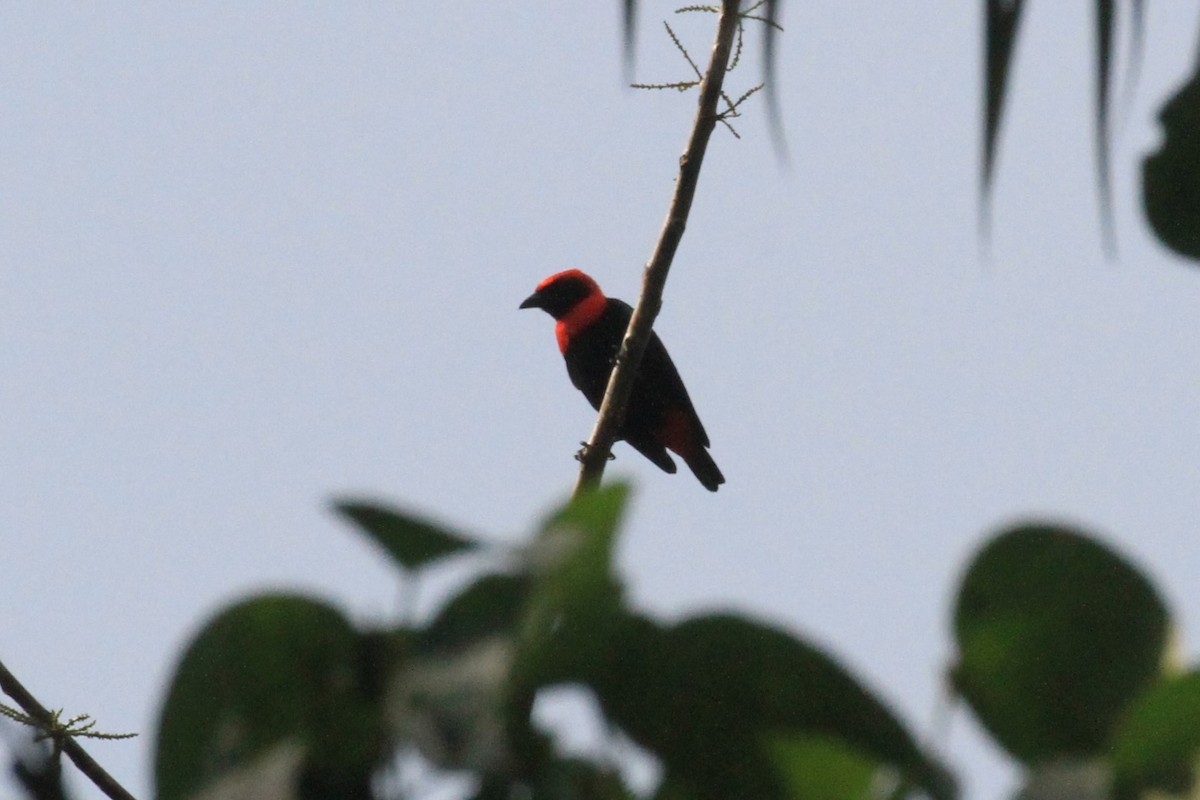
<box><xmin>527</xmin><ymin>755</ymin><xmax>638</xmax><ymax>800</ymax></box>
<box><xmin>333</xmin><ymin>498</ymin><xmax>478</xmax><ymax>572</ymax></box>
<box><xmin>1016</xmin><ymin>760</ymin><xmax>1110</xmax><ymax>800</ymax></box>
<box><xmin>1111</xmin><ymin>671</ymin><xmax>1200</xmax><ymax>799</ymax></box>
<box><xmin>392</xmin><ymin>485</ymin><xmax>634</xmax><ymax>777</ymax></box>
<box><xmin>399</xmin><ymin>576</ymin><xmax>529</xmax><ymax>773</ymax></box>
<box><xmin>392</xmin><ymin>635</ymin><xmax>515</xmax><ymax>774</ymax></box>
<box><xmin>154</xmin><ymin>594</ymin><xmax>384</xmax><ymax>800</ymax></box>
<box><xmin>767</xmin><ymin>734</ymin><xmax>881</xmax><ymax>800</ymax></box>
<box><xmin>469</xmin><ymin>752</ymin><xmax>635</xmax><ymax>800</ymax></box>
<box><xmin>593</xmin><ymin>613</ymin><xmax>955</xmax><ymax>800</ymax></box>
<box><xmin>515</xmin><ymin>483</ymin><xmax>631</xmax><ymax>687</ymax></box>
<box><xmin>422</xmin><ymin>573</ymin><xmax>530</xmax><ymax>653</ymax></box>
<box><xmin>539</xmin><ymin>481</ymin><xmax>630</xmax><ymax>543</ymax></box>
<box><xmin>1143</xmin><ymin>65</ymin><xmax>1200</xmax><ymax>261</ymax></box>
<box><xmin>952</xmin><ymin>523</ymin><xmax>1169</xmax><ymax>764</ymax></box>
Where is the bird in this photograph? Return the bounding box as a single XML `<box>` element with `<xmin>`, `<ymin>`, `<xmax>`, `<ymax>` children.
<box><xmin>520</xmin><ymin>269</ymin><xmax>725</xmax><ymax>491</ymax></box>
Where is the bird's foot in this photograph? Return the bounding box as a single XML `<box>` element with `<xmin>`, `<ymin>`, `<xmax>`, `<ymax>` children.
<box><xmin>575</xmin><ymin>442</ymin><xmax>616</xmax><ymax>463</ymax></box>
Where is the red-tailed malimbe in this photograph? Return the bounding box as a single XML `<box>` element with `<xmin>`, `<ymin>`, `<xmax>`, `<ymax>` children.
<box><xmin>520</xmin><ymin>269</ymin><xmax>725</xmax><ymax>491</ymax></box>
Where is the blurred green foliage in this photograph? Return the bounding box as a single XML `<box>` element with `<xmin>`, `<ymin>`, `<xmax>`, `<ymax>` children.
<box><xmin>152</xmin><ymin>484</ymin><xmax>1200</xmax><ymax>800</ymax></box>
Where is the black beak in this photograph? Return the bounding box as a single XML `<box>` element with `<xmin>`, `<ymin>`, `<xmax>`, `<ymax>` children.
<box><xmin>519</xmin><ymin>291</ymin><xmax>543</xmax><ymax>310</ymax></box>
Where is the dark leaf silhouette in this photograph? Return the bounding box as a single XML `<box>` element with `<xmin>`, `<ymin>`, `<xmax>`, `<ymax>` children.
<box><xmin>952</xmin><ymin>523</ymin><xmax>1169</xmax><ymax>764</ymax></box>
<box><xmin>982</xmin><ymin>0</ymin><xmax>1026</xmax><ymax>236</ymax></box>
<box><xmin>1143</xmin><ymin>57</ymin><xmax>1200</xmax><ymax>260</ymax></box>
<box><xmin>592</xmin><ymin>613</ymin><xmax>957</xmax><ymax>800</ymax></box>
<box><xmin>1094</xmin><ymin>0</ymin><xmax>1116</xmax><ymax>253</ymax></box>
<box><xmin>155</xmin><ymin>595</ymin><xmax>384</xmax><ymax>800</ymax></box>
<box><xmin>333</xmin><ymin>499</ymin><xmax>478</xmax><ymax>572</ymax></box>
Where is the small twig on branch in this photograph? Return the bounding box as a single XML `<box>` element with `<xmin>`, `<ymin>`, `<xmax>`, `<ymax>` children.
<box><xmin>739</xmin><ymin>0</ymin><xmax>784</xmax><ymax>31</ymax></box>
<box><xmin>630</xmin><ymin>80</ymin><xmax>700</xmax><ymax>92</ymax></box>
<box><xmin>0</xmin><ymin>658</ymin><xmax>138</xmax><ymax>800</ymax></box>
<box><xmin>572</xmin><ymin>0</ymin><xmax>742</xmax><ymax>497</ymax></box>
<box><xmin>667</xmin><ymin>21</ymin><xmax>705</xmax><ymax>81</ymax></box>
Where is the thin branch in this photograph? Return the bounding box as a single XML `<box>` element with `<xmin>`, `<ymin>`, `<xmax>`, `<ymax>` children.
<box><xmin>664</xmin><ymin>21</ymin><xmax>704</xmax><ymax>81</ymax></box>
<box><xmin>630</xmin><ymin>80</ymin><xmax>700</xmax><ymax>92</ymax></box>
<box><xmin>726</xmin><ymin>83</ymin><xmax>764</xmax><ymax>112</ymax></box>
<box><xmin>573</xmin><ymin>0</ymin><xmax>742</xmax><ymax>497</ymax></box>
<box><xmin>0</xmin><ymin>658</ymin><xmax>137</xmax><ymax>800</ymax></box>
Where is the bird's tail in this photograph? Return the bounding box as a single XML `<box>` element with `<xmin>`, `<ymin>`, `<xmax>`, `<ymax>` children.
<box><xmin>657</xmin><ymin>409</ymin><xmax>725</xmax><ymax>492</ymax></box>
<box><xmin>628</xmin><ymin>436</ymin><xmax>678</xmax><ymax>475</ymax></box>
<box><xmin>683</xmin><ymin>447</ymin><xmax>725</xmax><ymax>492</ymax></box>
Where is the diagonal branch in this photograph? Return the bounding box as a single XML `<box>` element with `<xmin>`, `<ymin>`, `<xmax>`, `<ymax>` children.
<box><xmin>0</xmin><ymin>658</ymin><xmax>137</xmax><ymax>800</ymax></box>
<box><xmin>573</xmin><ymin>0</ymin><xmax>742</xmax><ymax>497</ymax></box>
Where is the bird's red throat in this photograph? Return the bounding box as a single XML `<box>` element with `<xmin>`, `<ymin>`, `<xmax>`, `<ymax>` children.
<box><xmin>555</xmin><ymin>292</ymin><xmax>607</xmax><ymax>353</ymax></box>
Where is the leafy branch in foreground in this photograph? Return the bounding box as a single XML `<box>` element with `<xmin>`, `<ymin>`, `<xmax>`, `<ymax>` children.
<box><xmin>157</xmin><ymin>483</ymin><xmax>1200</xmax><ymax>800</ymax></box>
<box><xmin>0</xmin><ymin>705</ymin><xmax>136</xmax><ymax>745</ymax></box>
<box><xmin>155</xmin><ymin>484</ymin><xmax>958</xmax><ymax>800</ymax></box>
<box><xmin>0</xmin><ymin>657</ymin><xmax>137</xmax><ymax>800</ymax></box>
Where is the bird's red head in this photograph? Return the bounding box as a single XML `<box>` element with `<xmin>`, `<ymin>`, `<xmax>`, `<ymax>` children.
<box><xmin>520</xmin><ymin>270</ymin><xmax>608</xmax><ymax>353</ymax></box>
<box><xmin>519</xmin><ymin>270</ymin><xmax>604</xmax><ymax>318</ymax></box>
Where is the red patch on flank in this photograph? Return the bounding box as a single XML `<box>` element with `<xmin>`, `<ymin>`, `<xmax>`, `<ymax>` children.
<box><xmin>658</xmin><ymin>408</ymin><xmax>696</xmax><ymax>458</ymax></box>
<box><xmin>555</xmin><ymin>291</ymin><xmax>606</xmax><ymax>353</ymax></box>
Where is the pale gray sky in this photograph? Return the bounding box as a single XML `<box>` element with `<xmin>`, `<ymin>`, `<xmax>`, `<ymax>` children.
<box><xmin>3</xmin><ymin>4</ymin><xmax>1199</xmax><ymax>799</ymax></box>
